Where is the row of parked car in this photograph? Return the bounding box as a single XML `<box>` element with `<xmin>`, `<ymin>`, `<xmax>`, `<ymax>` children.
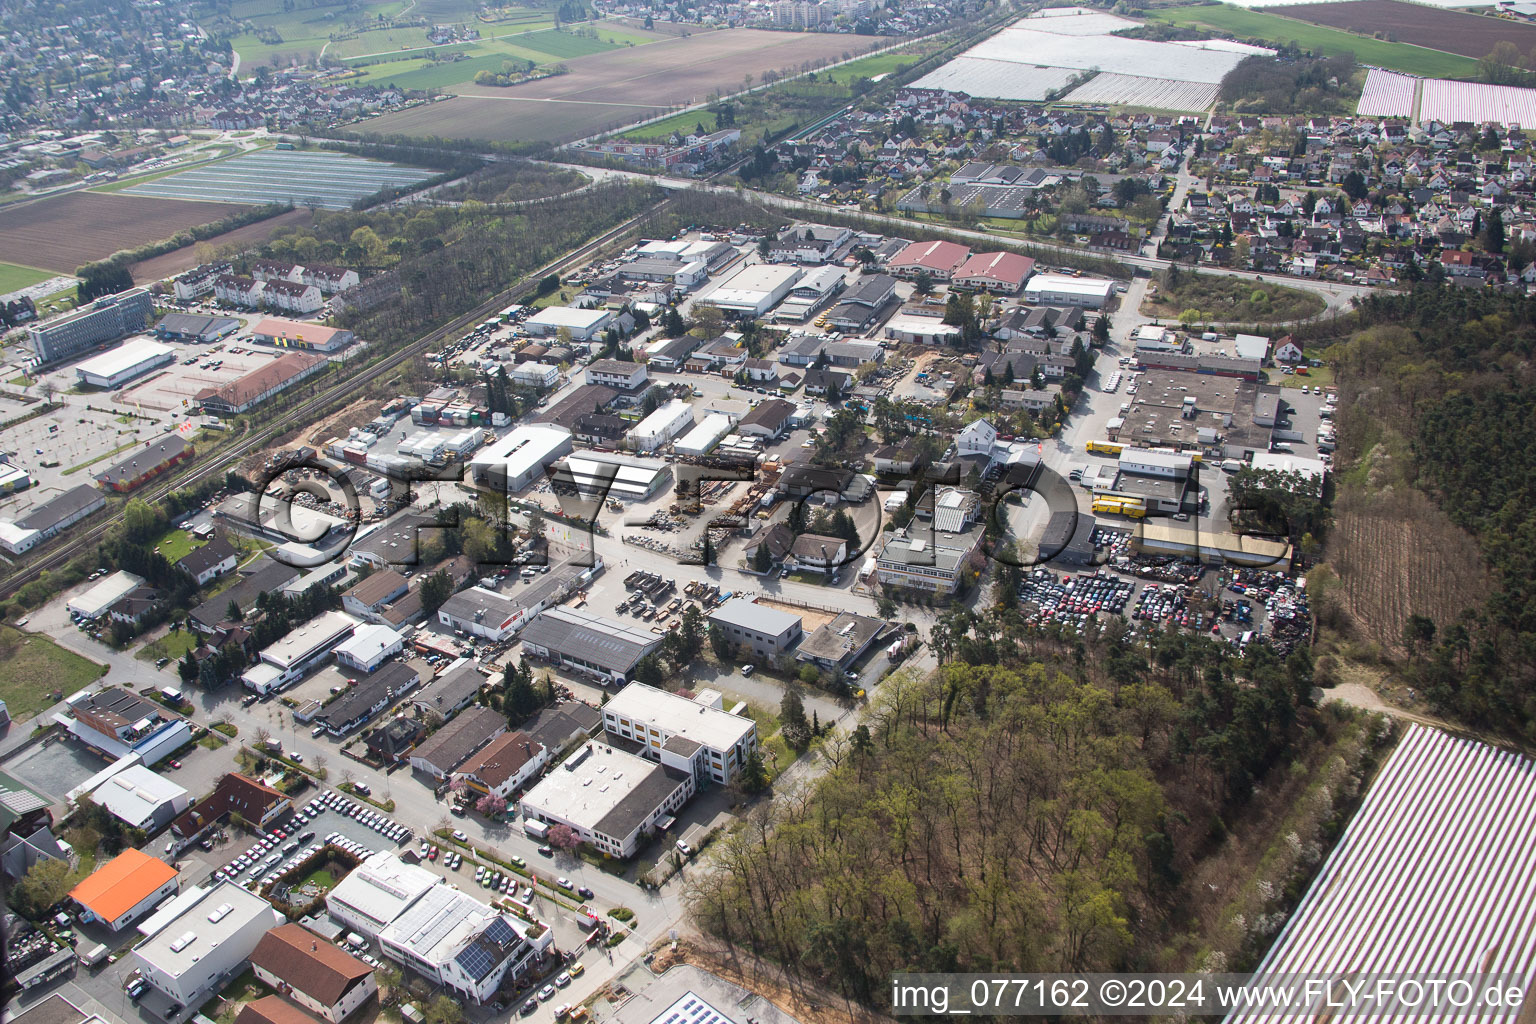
<box><xmin>211</xmin><ymin>824</ymin><xmax>319</xmax><ymax>890</ymax></box>
<box><xmin>311</xmin><ymin>790</ymin><xmax>412</xmax><ymax>845</ymax></box>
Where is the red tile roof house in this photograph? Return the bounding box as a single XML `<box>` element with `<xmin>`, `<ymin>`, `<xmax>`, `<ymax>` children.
<box><xmin>168</xmin><ymin>773</ymin><xmax>290</xmax><ymax>852</ymax></box>
<box><xmin>888</xmin><ymin>240</ymin><xmax>971</xmax><ymax>281</ymax></box>
<box><xmin>248</xmin><ymin>924</ymin><xmax>377</xmax><ymax>1023</ymax></box>
<box><xmin>952</xmin><ymin>252</ymin><xmax>1036</xmax><ymax>294</ymax></box>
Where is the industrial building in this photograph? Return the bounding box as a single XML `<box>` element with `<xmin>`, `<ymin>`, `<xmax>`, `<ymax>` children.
<box><xmin>525</xmin><ymin>306</ymin><xmax>613</xmax><ymax>341</ymax></box>
<box><xmin>333</xmin><ymin>623</ymin><xmax>406</xmax><ymax>672</ymax></box>
<box><xmin>0</xmin><ymin>484</ymin><xmax>106</xmax><ymax>555</ymax></box>
<box><xmin>70</xmin><ymin>849</ymin><xmax>179</xmax><ymax>931</ymax></box>
<box><xmin>94</xmin><ymin>434</ymin><xmax>194</xmax><ymax>492</ymax></box>
<box><xmin>132</xmin><ymin>880</ymin><xmax>284</xmax><ymax>1009</ymax></box>
<box><xmin>82</xmin><ymin>763</ymin><xmax>190</xmax><ymax>832</ymax></box>
<box><xmin>437</xmin><ymin>587</ymin><xmax>522</xmax><ymax>642</ymax></box>
<box><xmin>550</xmin><ymin>450</ymin><xmax>671</xmax><ymax>503</ymax></box>
<box><xmin>672</xmin><ymin>412</ymin><xmax>736</xmax><ymax>457</ymax></box>
<box><xmin>774</xmin><ymin>265</ymin><xmax>847</xmax><ymax>322</ymax></box>
<box><xmin>314</xmin><ymin>661</ymin><xmax>419</xmax><ymax>735</ymax></box>
<box><xmin>873</xmin><ymin>523</ymin><xmax>986</xmax><ymax>595</ymax></box>
<box><xmin>341</xmin><ymin>570</ymin><xmax>408</xmax><ymax>621</ymax></box>
<box><xmin>952</xmin><ymin>251</ymin><xmax>1036</xmax><ymax>293</ymax></box>
<box><xmin>327</xmin><ymin>851</ymin><xmax>440</xmax><ymax>939</ymax></box>
<box><xmin>67</xmin><ymin>570</ymin><xmax>146</xmax><ymax>620</ymax></box>
<box><xmin>823</xmin><ymin>274</ymin><xmax>898</xmax><ymax>333</ymax></box>
<box><xmin>709</xmin><ymin>264</ymin><xmax>803</xmax><ymax>317</ymax></box>
<box><xmin>74</xmin><ymin>338</ymin><xmax>176</xmax><ymax>388</ymax></box>
<box><xmin>438</xmin><ymin>561</ymin><xmax>592</xmax><ymax>640</ymax></box>
<box><xmin>153</xmin><ymin>312</ymin><xmax>241</xmax><ymax>343</ymax></box>
<box><xmin>797</xmin><ymin>612</ymin><xmax>887</xmax><ymax>672</ymax></box>
<box><xmin>1023</xmin><ymin>273</ymin><xmax>1116</xmax><ymax>308</ymax></box>
<box><xmin>327</xmin><ymin>852</ymin><xmax>551</xmax><ymax>1002</ymax></box>
<box><xmin>28</xmin><ymin>288</ymin><xmax>154</xmax><ymax>364</ymax></box>
<box><xmin>519</xmin><ymin>606</ymin><xmax>663</xmax><ymax>684</ymax></box>
<box><xmin>518</xmin><ymin>742</ymin><xmax>694</xmax><ymax>859</ymax></box>
<box><xmin>467</xmin><ymin>424</ymin><xmax>574</xmax><ymax>492</ymax></box>
<box><xmin>602</xmin><ymin>681</ymin><xmax>759</xmax><ymax>785</ymax></box>
<box><xmin>889</xmin><ymin>240</ymin><xmax>970</xmax><ymax>281</ymax></box>
<box><xmin>1130</xmin><ymin>519</ymin><xmax>1291</xmax><ymax>571</ymax></box>
<box><xmin>510</xmin><ymin>361</ymin><xmax>559</xmax><ymax>388</ymax></box>
<box><xmin>376</xmin><ymin>877</ymin><xmax>548</xmax><ymax>1001</ymax></box>
<box><xmin>247</xmin><ymin>317</ymin><xmax>354</xmax><ymax>352</ymax></box>
<box><xmin>195</xmin><ymin>352</ymin><xmax>327</xmax><ymax>414</ymax></box>
<box><xmin>241</xmin><ymin>610</ymin><xmax>360</xmax><ymax>694</ymax></box>
<box><xmin>629</xmin><ymin>399</ymin><xmax>693</xmax><ymax>453</ymax></box>
<box><xmin>707</xmin><ymin>598</ymin><xmax>803</xmax><ymax>660</ymax></box>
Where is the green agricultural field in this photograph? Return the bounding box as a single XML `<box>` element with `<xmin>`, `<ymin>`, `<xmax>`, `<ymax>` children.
<box><xmin>1148</xmin><ymin>5</ymin><xmax>1481</xmax><ymax>78</ymax></box>
<box><xmin>368</xmin><ymin>52</ymin><xmax>520</xmax><ymax>90</ymax></box>
<box><xmin>515</xmin><ymin>28</ymin><xmax>620</xmax><ymax>59</ymax></box>
<box><xmin>0</xmin><ymin>626</ymin><xmax>105</xmax><ymax>722</ymax></box>
<box><xmin>623</xmin><ymin>109</ymin><xmax>719</xmax><ymax>140</ymax></box>
<box><xmin>824</xmin><ymin>48</ymin><xmax>929</xmax><ymax>84</ymax></box>
<box><xmin>0</xmin><ymin>262</ymin><xmax>55</xmax><ymax>294</ymax></box>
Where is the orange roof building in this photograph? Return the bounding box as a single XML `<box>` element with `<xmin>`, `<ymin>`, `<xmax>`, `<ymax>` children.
<box><xmin>69</xmin><ymin>848</ymin><xmax>179</xmax><ymax>930</ymax></box>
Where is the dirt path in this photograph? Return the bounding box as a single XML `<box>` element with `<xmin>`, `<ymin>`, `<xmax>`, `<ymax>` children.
<box><xmin>1321</xmin><ymin>681</ymin><xmax>1458</xmax><ymax>731</ymax></box>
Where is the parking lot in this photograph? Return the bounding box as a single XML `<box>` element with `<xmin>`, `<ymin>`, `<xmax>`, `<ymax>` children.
<box><xmin>209</xmin><ymin>789</ymin><xmax>413</xmax><ymax>895</ymax></box>
<box><xmin>118</xmin><ymin>344</ymin><xmax>293</xmax><ymax>413</ymax></box>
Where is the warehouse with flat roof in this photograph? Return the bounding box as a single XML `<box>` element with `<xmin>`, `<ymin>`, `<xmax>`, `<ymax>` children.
<box><xmin>467</xmin><ymin>424</ymin><xmax>573</xmax><ymax>492</ymax></box>
<box><xmin>75</xmin><ymin>339</ymin><xmax>176</xmax><ymax>389</ymax></box>
<box><xmin>153</xmin><ymin>313</ymin><xmax>241</xmax><ymax>343</ymax></box>
<box><xmin>525</xmin><ymin>306</ymin><xmax>613</xmax><ymax>342</ymax></box>
<box><xmin>518</xmin><ymin>742</ymin><xmax>694</xmax><ymax>859</ymax></box>
<box><xmin>551</xmin><ymin>450</ymin><xmax>671</xmax><ymax>503</ymax></box>
<box><xmin>241</xmin><ymin>610</ymin><xmax>359</xmax><ymax>694</ymax></box>
<box><xmin>709</xmin><ymin>264</ymin><xmax>803</xmax><ymax>317</ymax></box>
<box><xmin>1024</xmin><ymin>274</ymin><xmax>1116</xmax><ymax>309</ymax></box>
<box><xmin>519</xmin><ymin>607</ymin><xmax>663</xmax><ymax>685</ymax></box>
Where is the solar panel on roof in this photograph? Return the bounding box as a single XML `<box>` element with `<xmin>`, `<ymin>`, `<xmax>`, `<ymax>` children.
<box><xmin>483</xmin><ymin>917</ymin><xmax>517</xmax><ymax>947</ymax></box>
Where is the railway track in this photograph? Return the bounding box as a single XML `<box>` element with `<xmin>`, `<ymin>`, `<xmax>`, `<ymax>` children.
<box><xmin>0</xmin><ymin>202</ymin><xmax>665</xmax><ymax>600</ymax></box>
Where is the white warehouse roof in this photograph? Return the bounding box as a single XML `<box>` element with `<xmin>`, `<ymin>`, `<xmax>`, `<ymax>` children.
<box><xmin>673</xmin><ymin>413</ymin><xmax>735</xmax><ymax>456</ymax></box>
<box><xmin>327</xmin><ymin>850</ymin><xmax>439</xmax><ymax>933</ymax></box>
<box><xmin>709</xmin><ymin>598</ymin><xmax>801</xmax><ymax>637</ymax></box>
<box><xmin>75</xmin><ymin>339</ymin><xmax>174</xmax><ymax>379</ymax></box>
<box><xmin>67</xmin><ymin>570</ymin><xmax>145</xmax><ymax>619</ymax></box>
<box><xmin>1024</xmin><ymin>273</ymin><xmax>1115</xmax><ymax>298</ymax></box>
<box><xmin>1233</xmin><ymin>724</ymin><xmax>1536</xmax><ymax>1022</ymax></box>
<box><xmin>469</xmin><ymin>424</ymin><xmax>573</xmax><ymax>479</ymax></box>
<box><xmin>334</xmin><ymin>623</ymin><xmax>404</xmax><ymax>663</ymax></box>
<box><xmin>710</xmin><ymin>264</ymin><xmax>802</xmax><ymax>311</ymax></box>
<box><xmin>260</xmin><ymin>610</ymin><xmax>358</xmax><ymax>669</ymax></box>
<box><xmin>526</xmin><ymin>306</ymin><xmax>611</xmax><ymax>330</ymax></box>
<box><xmin>87</xmin><ymin>764</ymin><xmax>188</xmax><ymax>829</ymax></box>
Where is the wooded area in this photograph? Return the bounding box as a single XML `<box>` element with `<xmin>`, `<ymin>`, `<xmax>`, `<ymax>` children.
<box><xmin>688</xmin><ymin>613</ymin><xmax>1326</xmax><ymax>1007</ymax></box>
<box><xmin>1320</xmin><ymin>285</ymin><xmax>1536</xmax><ymax>740</ymax></box>
<box><xmin>254</xmin><ymin>179</ymin><xmax>662</xmax><ymax>351</ymax></box>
